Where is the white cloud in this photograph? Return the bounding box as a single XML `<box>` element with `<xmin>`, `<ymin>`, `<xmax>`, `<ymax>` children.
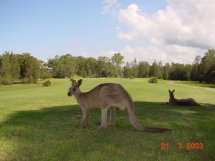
<box><xmin>102</xmin><ymin>0</ymin><xmax>120</xmax><ymax>14</ymax></box>
<box><xmin>121</xmin><ymin>45</ymin><xmax>204</xmax><ymax>64</ymax></box>
<box><xmin>116</xmin><ymin>0</ymin><xmax>215</xmax><ymax>63</ymax></box>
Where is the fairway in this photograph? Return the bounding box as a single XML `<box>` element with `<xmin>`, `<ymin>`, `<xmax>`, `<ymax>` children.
<box><xmin>0</xmin><ymin>78</ymin><xmax>215</xmax><ymax>161</ymax></box>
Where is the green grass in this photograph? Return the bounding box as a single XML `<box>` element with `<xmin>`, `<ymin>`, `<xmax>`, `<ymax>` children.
<box><xmin>174</xmin><ymin>80</ymin><xmax>215</xmax><ymax>88</ymax></box>
<box><xmin>0</xmin><ymin>78</ymin><xmax>215</xmax><ymax>161</ymax></box>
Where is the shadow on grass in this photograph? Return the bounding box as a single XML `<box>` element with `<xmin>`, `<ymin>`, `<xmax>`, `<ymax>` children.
<box><xmin>0</xmin><ymin>102</ymin><xmax>215</xmax><ymax>161</ymax></box>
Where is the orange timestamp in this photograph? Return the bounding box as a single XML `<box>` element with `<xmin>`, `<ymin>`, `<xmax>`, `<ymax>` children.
<box><xmin>161</xmin><ymin>142</ymin><xmax>204</xmax><ymax>150</ymax></box>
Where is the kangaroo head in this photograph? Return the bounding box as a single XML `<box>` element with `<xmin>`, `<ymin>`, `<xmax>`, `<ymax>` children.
<box><xmin>68</xmin><ymin>79</ymin><xmax>82</xmax><ymax>96</ymax></box>
<box><xmin>168</xmin><ymin>89</ymin><xmax>175</xmax><ymax>99</ymax></box>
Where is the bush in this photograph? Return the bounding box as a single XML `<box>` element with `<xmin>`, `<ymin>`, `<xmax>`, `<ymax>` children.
<box><xmin>43</xmin><ymin>80</ymin><xmax>51</xmax><ymax>86</ymax></box>
<box><xmin>0</xmin><ymin>76</ymin><xmax>13</xmax><ymax>85</ymax></box>
<box><xmin>148</xmin><ymin>77</ymin><xmax>158</xmax><ymax>83</ymax></box>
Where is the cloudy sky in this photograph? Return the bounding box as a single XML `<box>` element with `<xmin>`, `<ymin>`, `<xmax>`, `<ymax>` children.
<box><xmin>0</xmin><ymin>0</ymin><xmax>214</xmax><ymax>63</ymax></box>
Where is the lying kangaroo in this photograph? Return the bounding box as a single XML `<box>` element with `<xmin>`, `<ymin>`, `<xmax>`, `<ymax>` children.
<box><xmin>168</xmin><ymin>89</ymin><xmax>200</xmax><ymax>106</ymax></box>
<box><xmin>68</xmin><ymin>79</ymin><xmax>170</xmax><ymax>132</ymax></box>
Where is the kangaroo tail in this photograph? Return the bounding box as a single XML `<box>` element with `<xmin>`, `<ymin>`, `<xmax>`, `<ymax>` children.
<box><xmin>125</xmin><ymin>97</ymin><xmax>171</xmax><ymax>132</ymax></box>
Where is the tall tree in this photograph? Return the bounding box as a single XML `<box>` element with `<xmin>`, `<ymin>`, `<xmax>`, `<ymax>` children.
<box><xmin>149</xmin><ymin>61</ymin><xmax>161</xmax><ymax>78</ymax></box>
<box><xmin>22</xmin><ymin>53</ymin><xmax>40</xmax><ymax>83</ymax></box>
<box><xmin>163</xmin><ymin>63</ymin><xmax>171</xmax><ymax>80</ymax></box>
<box><xmin>84</xmin><ymin>57</ymin><xmax>98</xmax><ymax>77</ymax></box>
<box><xmin>199</xmin><ymin>49</ymin><xmax>215</xmax><ymax>83</ymax></box>
<box><xmin>123</xmin><ymin>62</ymin><xmax>132</xmax><ymax>78</ymax></box>
<box><xmin>130</xmin><ymin>58</ymin><xmax>138</xmax><ymax>78</ymax></box>
<box><xmin>0</xmin><ymin>52</ymin><xmax>20</xmax><ymax>85</ymax></box>
<box><xmin>39</xmin><ymin>61</ymin><xmax>52</xmax><ymax>80</ymax></box>
<box><xmin>138</xmin><ymin>61</ymin><xmax>150</xmax><ymax>78</ymax></box>
<box><xmin>169</xmin><ymin>63</ymin><xmax>190</xmax><ymax>80</ymax></box>
<box><xmin>48</xmin><ymin>54</ymin><xmax>76</xmax><ymax>78</ymax></box>
<box><xmin>111</xmin><ymin>53</ymin><xmax>124</xmax><ymax>77</ymax></box>
<box><xmin>97</xmin><ymin>56</ymin><xmax>115</xmax><ymax>77</ymax></box>
<box><xmin>190</xmin><ymin>55</ymin><xmax>201</xmax><ymax>81</ymax></box>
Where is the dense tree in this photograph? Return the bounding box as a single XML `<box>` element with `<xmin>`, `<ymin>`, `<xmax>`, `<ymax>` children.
<box><xmin>138</xmin><ymin>61</ymin><xmax>150</xmax><ymax>78</ymax></box>
<box><xmin>84</xmin><ymin>57</ymin><xmax>98</xmax><ymax>77</ymax></box>
<box><xmin>1</xmin><ymin>49</ymin><xmax>215</xmax><ymax>85</ymax></box>
<box><xmin>0</xmin><ymin>52</ymin><xmax>20</xmax><ymax>84</ymax></box>
<box><xmin>97</xmin><ymin>56</ymin><xmax>114</xmax><ymax>77</ymax></box>
<box><xmin>163</xmin><ymin>63</ymin><xmax>171</xmax><ymax>80</ymax></box>
<box><xmin>130</xmin><ymin>58</ymin><xmax>138</xmax><ymax>78</ymax></box>
<box><xmin>21</xmin><ymin>53</ymin><xmax>40</xmax><ymax>83</ymax></box>
<box><xmin>169</xmin><ymin>63</ymin><xmax>191</xmax><ymax>80</ymax></box>
<box><xmin>149</xmin><ymin>61</ymin><xmax>162</xmax><ymax>78</ymax></box>
<box><xmin>39</xmin><ymin>61</ymin><xmax>52</xmax><ymax>80</ymax></box>
<box><xmin>111</xmin><ymin>53</ymin><xmax>124</xmax><ymax>77</ymax></box>
<box><xmin>123</xmin><ymin>62</ymin><xmax>132</xmax><ymax>78</ymax></box>
<box><xmin>190</xmin><ymin>55</ymin><xmax>201</xmax><ymax>81</ymax></box>
<box><xmin>199</xmin><ymin>50</ymin><xmax>215</xmax><ymax>83</ymax></box>
<box><xmin>48</xmin><ymin>54</ymin><xmax>76</xmax><ymax>78</ymax></box>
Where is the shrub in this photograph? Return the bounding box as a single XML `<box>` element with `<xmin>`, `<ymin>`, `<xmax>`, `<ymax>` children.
<box><xmin>148</xmin><ymin>77</ymin><xmax>158</xmax><ymax>83</ymax></box>
<box><xmin>43</xmin><ymin>80</ymin><xmax>51</xmax><ymax>86</ymax></box>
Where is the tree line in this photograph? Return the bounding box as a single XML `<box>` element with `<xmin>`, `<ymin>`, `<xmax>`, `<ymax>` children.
<box><xmin>0</xmin><ymin>50</ymin><xmax>215</xmax><ymax>85</ymax></box>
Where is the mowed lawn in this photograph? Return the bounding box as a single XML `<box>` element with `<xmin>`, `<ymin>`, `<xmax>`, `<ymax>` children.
<box><xmin>0</xmin><ymin>78</ymin><xmax>215</xmax><ymax>161</ymax></box>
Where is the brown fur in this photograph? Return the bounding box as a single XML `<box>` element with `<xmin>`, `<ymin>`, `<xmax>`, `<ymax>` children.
<box><xmin>68</xmin><ymin>79</ymin><xmax>170</xmax><ymax>132</ymax></box>
<box><xmin>168</xmin><ymin>89</ymin><xmax>200</xmax><ymax>106</ymax></box>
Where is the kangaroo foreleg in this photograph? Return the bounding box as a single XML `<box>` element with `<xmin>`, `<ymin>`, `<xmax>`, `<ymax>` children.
<box><xmin>80</xmin><ymin>107</ymin><xmax>89</xmax><ymax>127</ymax></box>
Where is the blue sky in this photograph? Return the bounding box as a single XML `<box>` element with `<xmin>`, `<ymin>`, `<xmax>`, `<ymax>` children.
<box><xmin>0</xmin><ymin>0</ymin><xmax>214</xmax><ymax>63</ymax></box>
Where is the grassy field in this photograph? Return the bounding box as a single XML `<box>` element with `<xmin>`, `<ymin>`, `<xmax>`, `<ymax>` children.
<box><xmin>0</xmin><ymin>78</ymin><xmax>215</xmax><ymax>161</ymax></box>
<box><xmin>174</xmin><ymin>81</ymin><xmax>215</xmax><ymax>88</ymax></box>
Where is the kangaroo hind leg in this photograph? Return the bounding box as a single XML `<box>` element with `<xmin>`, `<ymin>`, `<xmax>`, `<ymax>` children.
<box><xmin>100</xmin><ymin>108</ymin><xmax>108</xmax><ymax>129</ymax></box>
<box><xmin>108</xmin><ymin>107</ymin><xmax>115</xmax><ymax>126</ymax></box>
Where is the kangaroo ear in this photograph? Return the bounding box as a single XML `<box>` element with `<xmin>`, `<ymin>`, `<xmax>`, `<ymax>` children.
<box><xmin>77</xmin><ymin>79</ymin><xmax>82</xmax><ymax>87</ymax></box>
<box><xmin>172</xmin><ymin>89</ymin><xmax>175</xmax><ymax>92</ymax></box>
<box><xmin>72</xmin><ymin>80</ymin><xmax>76</xmax><ymax>86</ymax></box>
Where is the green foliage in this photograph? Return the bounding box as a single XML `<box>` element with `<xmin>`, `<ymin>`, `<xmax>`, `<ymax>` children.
<box><xmin>162</xmin><ymin>63</ymin><xmax>171</xmax><ymax>80</ymax></box>
<box><xmin>199</xmin><ymin>49</ymin><xmax>215</xmax><ymax>83</ymax></box>
<box><xmin>48</xmin><ymin>55</ymin><xmax>110</xmax><ymax>78</ymax></box>
<box><xmin>148</xmin><ymin>76</ymin><xmax>158</xmax><ymax>83</ymax></box>
<box><xmin>0</xmin><ymin>52</ymin><xmax>20</xmax><ymax>85</ymax></box>
<box><xmin>43</xmin><ymin>79</ymin><xmax>51</xmax><ymax>86</ymax></box>
<box><xmin>123</xmin><ymin>62</ymin><xmax>132</xmax><ymax>78</ymax></box>
<box><xmin>97</xmin><ymin>56</ymin><xmax>115</xmax><ymax>77</ymax></box>
<box><xmin>111</xmin><ymin>53</ymin><xmax>124</xmax><ymax>77</ymax></box>
<box><xmin>190</xmin><ymin>55</ymin><xmax>201</xmax><ymax>81</ymax></box>
<box><xmin>48</xmin><ymin>54</ymin><xmax>76</xmax><ymax>78</ymax></box>
<box><xmin>22</xmin><ymin>54</ymin><xmax>40</xmax><ymax>83</ymax></box>
<box><xmin>40</xmin><ymin>71</ymin><xmax>52</xmax><ymax>80</ymax></box>
<box><xmin>149</xmin><ymin>61</ymin><xmax>163</xmax><ymax>79</ymax></box>
<box><xmin>138</xmin><ymin>61</ymin><xmax>150</xmax><ymax>78</ymax></box>
<box><xmin>16</xmin><ymin>53</ymin><xmax>40</xmax><ymax>83</ymax></box>
<box><xmin>40</xmin><ymin>62</ymin><xmax>52</xmax><ymax>80</ymax></box>
<box><xmin>1</xmin><ymin>49</ymin><xmax>215</xmax><ymax>85</ymax></box>
<box><xmin>169</xmin><ymin>63</ymin><xmax>191</xmax><ymax>80</ymax></box>
<box><xmin>123</xmin><ymin>59</ymin><xmax>139</xmax><ymax>79</ymax></box>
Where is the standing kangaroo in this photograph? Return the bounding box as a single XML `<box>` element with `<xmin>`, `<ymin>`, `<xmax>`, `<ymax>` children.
<box><xmin>168</xmin><ymin>89</ymin><xmax>200</xmax><ymax>106</ymax></box>
<box><xmin>68</xmin><ymin>79</ymin><xmax>170</xmax><ymax>132</ymax></box>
